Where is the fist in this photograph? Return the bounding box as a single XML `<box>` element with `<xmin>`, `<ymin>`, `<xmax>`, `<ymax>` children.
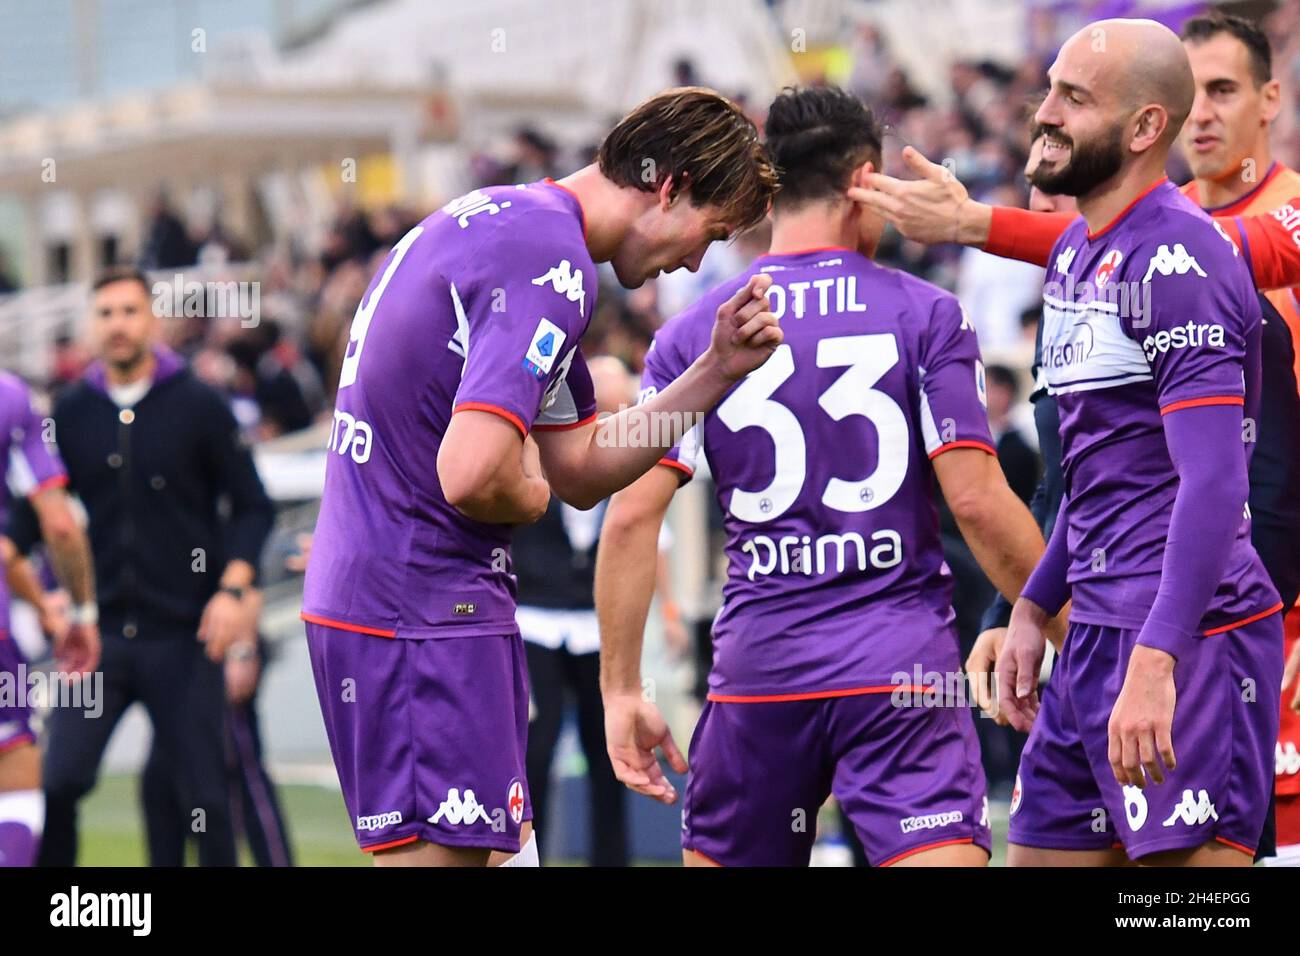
<box><xmin>709</xmin><ymin>273</ymin><xmax>782</xmax><ymax>381</ymax></box>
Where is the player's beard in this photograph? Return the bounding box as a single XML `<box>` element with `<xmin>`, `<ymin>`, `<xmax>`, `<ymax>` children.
<box><xmin>1030</xmin><ymin>123</ymin><xmax>1125</xmax><ymax>198</ymax></box>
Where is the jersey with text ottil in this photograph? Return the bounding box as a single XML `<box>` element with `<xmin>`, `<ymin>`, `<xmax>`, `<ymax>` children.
<box><xmin>302</xmin><ymin>182</ymin><xmax>597</xmax><ymax>638</ymax></box>
<box><xmin>643</xmin><ymin>249</ymin><xmax>995</xmax><ymax>698</ymax></box>
<box><xmin>1038</xmin><ymin>179</ymin><xmax>1279</xmax><ymax>632</ymax></box>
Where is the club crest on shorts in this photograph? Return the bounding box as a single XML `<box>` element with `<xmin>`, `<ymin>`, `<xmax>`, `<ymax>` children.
<box><xmin>1010</xmin><ymin>774</ymin><xmax>1023</xmax><ymax>816</ymax></box>
<box><xmin>507</xmin><ymin>779</ymin><xmax>526</xmax><ymax>825</ymax></box>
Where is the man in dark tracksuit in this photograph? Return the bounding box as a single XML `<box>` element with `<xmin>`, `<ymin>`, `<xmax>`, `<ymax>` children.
<box><xmin>37</xmin><ymin>267</ymin><xmax>274</xmax><ymax>867</ymax></box>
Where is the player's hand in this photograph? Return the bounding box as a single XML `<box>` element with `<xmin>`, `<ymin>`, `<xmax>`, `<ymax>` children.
<box><xmin>39</xmin><ymin>589</ymin><xmax>71</xmax><ymax>645</ymax></box>
<box><xmin>1283</xmin><ymin>636</ymin><xmax>1300</xmax><ymax>713</ymax></box>
<box><xmin>55</xmin><ymin>621</ymin><xmax>100</xmax><ymax>677</ymax></box>
<box><xmin>285</xmin><ymin>532</ymin><xmax>313</xmax><ymax>573</ymax></box>
<box><xmin>847</xmin><ymin>146</ymin><xmax>984</xmax><ymax>246</ymax></box>
<box><xmin>1107</xmin><ymin>645</ymin><xmax>1177</xmax><ymax>788</ymax></box>
<box><xmin>198</xmin><ymin>587</ymin><xmax>258</xmax><ymax>663</ymax></box>
<box><xmin>967</xmin><ymin>627</ymin><xmax>1008</xmax><ymax>724</ymax></box>
<box><xmin>604</xmin><ymin>691</ymin><xmax>688</xmax><ymax>804</ymax></box>
<box><xmin>997</xmin><ymin>598</ymin><xmax>1049</xmax><ymax>732</ymax></box>
<box><xmin>225</xmin><ymin>644</ymin><xmax>262</xmax><ymax>706</ymax></box>
<box><xmin>706</xmin><ymin>273</ymin><xmax>782</xmax><ymax>382</ymax></box>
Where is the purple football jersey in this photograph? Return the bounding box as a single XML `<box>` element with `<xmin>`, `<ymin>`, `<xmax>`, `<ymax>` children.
<box><xmin>0</xmin><ymin>372</ymin><xmax>66</xmax><ymax>632</ymax></box>
<box><xmin>643</xmin><ymin>248</ymin><xmax>995</xmax><ymax>697</ymax></box>
<box><xmin>303</xmin><ymin>181</ymin><xmax>597</xmax><ymax>638</ymax></box>
<box><xmin>1039</xmin><ymin>179</ymin><xmax>1279</xmax><ymax>630</ymax></box>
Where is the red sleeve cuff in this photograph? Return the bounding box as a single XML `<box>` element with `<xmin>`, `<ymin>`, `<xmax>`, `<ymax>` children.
<box><xmin>533</xmin><ymin>412</ymin><xmax>598</xmax><ymax>432</ymax></box>
<box><xmin>928</xmin><ymin>440</ymin><xmax>997</xmax><ymax>461</ymax></box>
<box><xmin>658</xmin><ymin>457</ymin><xmax>694</xmax><ymax>482</ymax></box>
<box><xmin>1159</xmin><ymin>395</ymin><xmax>1244</xmax><ymax>416</ymax></box>
<box><xmin>28</xmin><ymin>473</ymin><xmax>69</xmax><ymax>497</ymax></box>
<box><xmin>452</xmin><ymin>402</ymin><xmax>528</xmax><ymax>438</ymax></box>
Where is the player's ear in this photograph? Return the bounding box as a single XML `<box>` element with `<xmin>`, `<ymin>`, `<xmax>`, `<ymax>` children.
<box><xmin>850</xmin><ymin>161</ymin><xmax>875</xmax><ymax>190</ymax></box>
<box><xmin>658</xmin><ymin>174</ymin><xmax>680</xmax><ymax>210</ymax></box>
<box><xmin>1260</xmin><ymin>79</ymin><xmax>1282</xmax><ymax>124</ymax></box>
<box><xmin>1130</xmin><ymin>104</ymin><xmax>1166</xmax><ymax>154</ymax></box>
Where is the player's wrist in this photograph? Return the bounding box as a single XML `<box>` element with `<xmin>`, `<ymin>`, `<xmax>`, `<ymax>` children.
<box><xmin>69</xmin><ymin>602</ymin><xmax>98</xmax><ymax>627</ymax></box>
<box><xmin>1133</xmin><ymin>621</ymin><xmax>1193</xmax><ymax>665</ymax></box>
<box><xmin>961</xmin><ymin>200</ymin><xmax>993</xmax><ymax>248</ymax></box>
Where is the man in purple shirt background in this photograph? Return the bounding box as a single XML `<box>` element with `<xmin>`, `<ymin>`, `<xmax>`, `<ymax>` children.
<box><xmin>301</xmin><ymin>87</ymin><xmax>784</xmax><ymax>867</ymax></box>
<box><xmin>997</xmin><ymin>18</ymin><xmax>1283</xmax><ymax>866</ymax></box>
<box><xmin>595</xmin><ymin>86</ymin><xmax>1050</xmax><ymax>867</ymax></box>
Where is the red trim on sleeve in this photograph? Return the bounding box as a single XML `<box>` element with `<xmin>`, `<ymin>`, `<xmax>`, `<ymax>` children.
<box><xmin>452</xmin><ymin>402</ymin><xmax>528</xmax><ymax>438</ymax></box>
<box><xmin>879</xmin><ymin>837</ymin><xmax>978</xmax><ymax>867</ymax></box>
<box><xmin>28</xmin><ymin>473</ymin><xmax>69</xmax><ymax>496</ymax></box>
<box><xmin>360</xmin><ymin>834</ymin><xmax>420</xmax><ymax>854</ymax></box>
<box><xmin>707</xmin><ymin>684</ymin><xmax>925</xmax><ymax>703</ymax></box>
<box><xmin>984</xmin><ymin>206</ymin><xmax>1073</xmax><ymax>266</ymax></box>
<box><xmin>658</xmin><ymin>457</ymin><xmax>694</xmax><ymax>478</ymax></box>
<box><xmin>532</xmin><ymin>412</ymin><xmax>598</xmax><ymax>432</ymax></box>
<box><xmin>1158</xmin><ymin>395</ymin><xmax>1244</xmax><ymax>416</ymax></box>
<box><xmin>300</xmin><ymin>611</ymin><xmax>397</xmax><ymax>639</ymax></box>
<box><xmin>927</xmin><ymin>440</ymin><xmax>997</xmax><ymax>460</ymax></box>
<box><xmin>1202</xmin><ymin>601</ymin><xmax>1284</xmax><ymax>636</ymax></box>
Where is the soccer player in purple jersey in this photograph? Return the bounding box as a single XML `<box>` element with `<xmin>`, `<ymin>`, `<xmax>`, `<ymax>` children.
<box><xmin>301</xmin><ymin>88</ymin><xmax>782</xmax><ymax>867</ymax></box>
<box><xmin>0</xmin><ymin>373</ymin><xmax>98</xmax><ymax>867</ymax></box>
<box><xmin>992</xmin><ymin>19</ymin><xmax>1283</xmax><ymax>866</ymax></box>
<box><xmin>595</xmin><ymin>86</ymin><xmax>1051</xmax><ymax>867</ymax></box>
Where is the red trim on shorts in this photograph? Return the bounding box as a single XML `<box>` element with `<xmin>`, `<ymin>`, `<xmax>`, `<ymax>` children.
<box><xmin>879</xmin><ymin>837</ymin><xmax>976</xmax><ymax>867</ymax></box>
<box><xmin>533</xmin><ymin>412</ymin><xmax>598</xmax><ymax>432</ymax></box>
<box><xmin>0</xmin><ymin>733</ymin><xmax>36</xmax><ymax>755</ymax></box>
<box><xmin>684</xmin><ymin>847</ymin><xmax>726</xmax><ymax>867</ymax></box>
<box><xmin>1159</xmin><ymin>395</ymin><xmax>1244</xmax><ymax>416</ymax></box>
<box><xmin>1215</xmin><ymin>835</ymin><xmax>1255</xmax><ymax>856</ymax></box>
<box><xmin>708</xmin><ymin>685</ymin><xmax>927</xmax><ymax>703</ymax></box>
<box><xmin>928</xmin><ymin>440</ymin><xmax>997</xmax><ymax>461</ymax></box>
<box><xmin>452</xmin><ymin>402</ymin><xmax>528</xmax><ymax>438</ymax></box>
<box><xmin>658</xmin><ymin>457</ymin><xmax>694</xmax><ymax>478</ymax></box>
<box><xmin>30</xmin><ymin>474</ymin><xmax>69</xmax><ymax>495</ymax></box>
<box><xmin>1087</xmin><ymin>177</ymin><xmax>1168</xmax><ymax>240</ymax></box>
<box><xmin>360</xmin><ymin>834</ymin><xmax>420</xmax><ymax>854</ymax></box>
<box><xmin>1202</xmin><ymin>601</ymin><xmax>1284</xmax><ymax>636</ymax></box>
<box><xmin>300</xmin><ymin>611</ymin><xmax>397</xmax><ymax>638</ymax></box>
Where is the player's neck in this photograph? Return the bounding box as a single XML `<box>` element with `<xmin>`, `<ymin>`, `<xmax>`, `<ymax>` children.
<box><xmin>1194</xmin><ymin>142</ymin><xmax>1272</xmax><ymax>209</ymax></box>
<box><xmin>768</xmin><ymin>203</ymin><xmax>860</xmax><ymax>257</ymax></box>
<box><xmin>553</xmin><ymin>165</ymin><xmax>642</xmax><ymax>263</ymax></box>
<box><xmin>1076</xmin><ymin>156</ymin><xmax>1168</xmax><ymax>236</ymax></box>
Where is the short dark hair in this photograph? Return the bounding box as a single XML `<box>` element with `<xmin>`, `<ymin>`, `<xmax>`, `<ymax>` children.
<box><xmin>92</xmin><ymin>266</ymin><xmax>152</xmax><ymax>297</ymax></box>
<box><xmin>985</xmin><ymin>363</ymin><xmax>1020</xmax><ymax>400</ymax></box>
<box><xmin>763</xmin><ymin>86</ymin><xmax>883</xmax><ymax>210</ymax></box>
<box><xmin>597</xmin><ymin>86</ymin><xmax>777</xmax><ymax>232</ymax></box>
<box><xmin>1180</xmin><ymin>13</ymin><xmax>1272</xmax><ymax>86</ymax></box>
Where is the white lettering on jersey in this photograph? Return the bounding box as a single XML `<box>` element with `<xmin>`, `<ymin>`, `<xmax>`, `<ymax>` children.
<box><xmin>442</xmin><ymin>190</ymin><xmax>513</xmax><ymax>229</ymax></box>
<box><xmin>531</xmin><ymin>260</ymin><xmax>586</xmax><ymax>317</ymax></box>
<box><xmin>742</xmin><ymin>528</ymin><xmax>903</xmax><ymax>581</ymax></box>
<box><xmin>1269</xmin><ymin>202</ymin><xmax>1300</xmax><ymax>251</ymax></box>
<box><xmin>1277</xmin><ymin>741</ymin><xmax>1300</xmax><ymax>777</ymax></box>
<box><xmin>1212</xmin><ymin>219</ymin><xmax>1241</xmax><ymax>256</ymax></box>
<box><xmin>327</xmin><ymin>409</ymin><xmax>373</xmax><ymax>464</ymax></box>
<box><xmin>1039</xmin><ymin>295</ymin><xmax>1152</xmax><ymax>395</ymax></box>
<box><xmin>1161</xmin><ymin>789</ymin><xmax>1218</xmax><ymax>828</ymax></box>
<box><xmin>1142</xmin><ymin>243</ymin><xmax>1207</xmax><ymax>282</ymax></box>
<box><xmin>1140</xmin><ymin>321</ymin><xmax>1225</xmax><ymax>361</ymax></box>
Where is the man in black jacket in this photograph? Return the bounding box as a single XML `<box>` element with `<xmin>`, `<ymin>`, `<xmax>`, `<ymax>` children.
<box><xmin>38</xmin><ymin>267</ymin><xmax>274</xmax><ymax>867</ymax></box>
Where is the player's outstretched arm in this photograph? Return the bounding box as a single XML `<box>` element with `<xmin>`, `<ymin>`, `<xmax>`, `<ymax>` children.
<box><xmin>536</xmin><ymin>275</ymin><xmax>780</xmax><ymax>510</ymax></box>
<box><xmin>439</xmin><ymin>413</ymin><xmax>551</xmax><ymax>524</ymax></box>
<box><xmin>1231</xmin><ymin>197</ymin><xmax>1300</xmax><ymax>291</ymax></box>
<box><xmin>595</xmin><ymin>466</ymin><xmax>687</xmax><ymax>804</ymax></box>
<box><xmin>30</xmin><ymin>486</ymin><xmax>99</xmax><ymax>675</ymax></box>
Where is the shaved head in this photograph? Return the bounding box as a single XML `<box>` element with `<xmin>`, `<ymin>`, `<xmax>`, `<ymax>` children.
<box><xmin>1033</xmin><ymin>18</ymin><xmax>1194</xmax><ymax>197</ymax></box>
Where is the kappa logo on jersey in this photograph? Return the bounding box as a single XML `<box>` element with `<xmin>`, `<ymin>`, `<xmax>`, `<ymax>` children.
<box><xmin>442</xmin><ymin>190</ymin><xmax>513</xmax><ymax>229</ymax></box>
<box><xmin>1140</xmin><ymin>320</ymin><xmax>1225</xmax><ymax>361</ymax></box>
<box><xmin>1010</xmin><ymin>775</ymin><xmax>1023</xmax><ymax>816</ymax></box>
<box><xmin>430</xmin><ymin>788</ymin><xmax>494</xmax><ymax>826</ymax></box>
<box><xmin>532</xmin><ymin>260</ymin><xmax>586</xmax><ymax>317</ymax></box>
<box><xmin>958</xmin><ymin>305</ymin><xmax>976</xmax><ymax>332</ymax></box>
<box><xmin>1142</xmin><ymin>243</ymin><xmax>1207</xmax><ymax>282</ymax></box>
<box><xmin>522</xmin><ymin>318</ymin><xmax>567</xmax><ymax>380</ymax></box>
<box><xmin>356</xmin><ymin>810</ymin><xmax>402</xmax><ymax>832</ymax></box>
<box><xmin>1095</xmin><ymin>249</ymin><xmax>1123</xmax><ymax>287</ymax></box>
<box><xmin>899</xmin><ymin>810</ymin><xmax>963</xmax><ymax>834</ymax></box>
<box><xmin>1276</xmin><ymin>741</ymin><xmax>1299</xmax><ymax>777</ymax></box>
<box><xmin>507</xmin><ymin>779</ymin><xmax>526</xmax><ymax>825</ymax></box>
<box><xmin>1055</xmin><ymin>246</ymin><xmax>1077</xmax><ymax>274</ymax></box>
<box><xmin>1161</xmin><ymin>789</ymin><xmax>1218</xmax><ymax>828</ymax></box>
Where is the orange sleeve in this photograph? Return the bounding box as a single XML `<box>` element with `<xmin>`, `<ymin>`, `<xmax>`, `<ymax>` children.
<box><xmin>983</xmin><ymin>206</ymin><xmax>1076</xmax><ymax>267</ymax></box>
<box><xmin>1229</xmin><ymin>198</ymin><xmax>1300</xmax><ymax>292</ymax></box>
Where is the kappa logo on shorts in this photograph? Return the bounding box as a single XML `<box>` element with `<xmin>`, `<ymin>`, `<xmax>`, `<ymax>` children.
<box><xmin>979</xmin><ymin>796</ymin><xmax>989</xmax><ymax>829</ymax></box>
<box><xmin>507</xmin><ymin>779</ymin><xmax>526</xmax><ymax>825</ymax></box>
<box><xmin>899</xmin><ymin>810</ymin><xmax>963</xmax><ymax>835</ymax></box>
<box><xmin>1161</xmin><ymin>789</ymin><xmax>1218</xmax><ymax>828</ymax></box>
<box><xmin>356</xmin><ymin>810</ymin><xmax>403</xmax><ymax>832</ymax></box>
<box><xmin>430</xmin><ymin>787</ymin><xmax>510</xmax><ymax>832</ymax></box>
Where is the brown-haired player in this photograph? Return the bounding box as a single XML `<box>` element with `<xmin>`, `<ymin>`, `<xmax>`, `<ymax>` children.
<box><xmin>300</xmin><ymin>87</ymin><xmax>783</xmax><ymax>867</ymax></box>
